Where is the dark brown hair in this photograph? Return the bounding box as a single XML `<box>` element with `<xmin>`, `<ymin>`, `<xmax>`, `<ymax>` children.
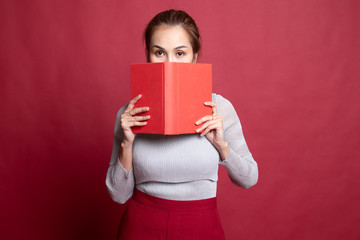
<box><xmin>144</xmin><ymin>9</ymin><xmax>201</xmax><ymax>62</ymax></box>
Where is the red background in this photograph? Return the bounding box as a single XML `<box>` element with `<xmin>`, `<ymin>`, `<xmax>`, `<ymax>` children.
<box><xmin>1</xmin><ymin>0</ymin><xmax>359</xmax><ymax>239</ymax></box>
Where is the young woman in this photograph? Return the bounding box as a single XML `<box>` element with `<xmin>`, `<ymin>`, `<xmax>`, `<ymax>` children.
<box><xmin>106</xmin><ymin>9</ymin><xmax>258</xmax><ymax>239</ymax></box>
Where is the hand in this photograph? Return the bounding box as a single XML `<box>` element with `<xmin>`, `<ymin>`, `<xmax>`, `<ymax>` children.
<box><xmin>195</xmin><ymin>102</ymin><xmax>230</xmax><ymax>160</ymax></box>
<box><xmin>121</xmin><ymin>94</ymin><xmax>150</xmax><ymax>144</ymax></box>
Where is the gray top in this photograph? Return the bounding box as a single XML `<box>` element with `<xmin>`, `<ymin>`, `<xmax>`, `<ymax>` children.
<box><xmin>106</xmin><ymin>94</ymin><xmax>258</xmax><ymax>203</ymax></box>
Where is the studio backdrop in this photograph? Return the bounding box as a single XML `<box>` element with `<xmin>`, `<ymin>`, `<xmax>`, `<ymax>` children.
<box><xmin>1</xmin><ymin>0</ymin><xmax>359</xmax><ymax>239</ymax></box>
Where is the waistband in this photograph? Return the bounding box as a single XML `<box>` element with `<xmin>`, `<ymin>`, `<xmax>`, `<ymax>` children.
<box><xmin>132</xmin><ymin>188</ymin><xmax>217</xmax><ymax>212</ymax></box>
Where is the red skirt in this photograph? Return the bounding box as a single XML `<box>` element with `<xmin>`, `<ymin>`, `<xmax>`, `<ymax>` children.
<box><xmin>117</xmin><ymin>189</ymin><xmax>225</xmax><ymax>240</ymax></box>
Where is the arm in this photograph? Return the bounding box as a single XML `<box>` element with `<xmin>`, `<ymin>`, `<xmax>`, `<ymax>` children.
<box><xmin>105</xmin><ymin>106</ymin><xmax>135</xmax><ymax>204</ymax></box>
<box><xmin>105</xmin><ymin>95</ymin><xmax>149</xmax><ymax>204</ymax></box>
<box><xmin>196</xmin><ymin>94</ymin><xmax>258</xmax><ymax>189</ymax></box>
<box><xmin>216</xmin><ymin>95</ymin><xmax>258</xmax><ymax>189</ymax></box>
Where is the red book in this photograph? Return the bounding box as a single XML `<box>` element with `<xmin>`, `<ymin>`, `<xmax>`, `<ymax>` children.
<box><xmin>131</xmin><ymin>62</ymin><xmax>212</xmax><ymax>135</ymax></box>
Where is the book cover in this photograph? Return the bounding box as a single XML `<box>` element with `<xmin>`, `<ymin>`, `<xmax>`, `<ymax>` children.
<box><xmin>130</xmin><ymin>62</ymin><xmax>212</xmax><ymax>135</ymax></box>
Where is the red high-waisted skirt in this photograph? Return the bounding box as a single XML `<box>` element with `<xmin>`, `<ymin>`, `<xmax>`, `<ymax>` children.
<box><xmin>117</xmin><ymin>189</ymin><xmax>225</xmax><ymax>240</ymax></box>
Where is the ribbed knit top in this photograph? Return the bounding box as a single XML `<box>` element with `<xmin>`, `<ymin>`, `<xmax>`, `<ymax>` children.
<box><xmin>106</xmin><ymin>94</ymin><xmax>258</xmax><ymax>203</ymax></box>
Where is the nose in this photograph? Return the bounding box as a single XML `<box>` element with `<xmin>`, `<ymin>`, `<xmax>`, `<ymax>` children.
<box><xmin>166</xmin><ymin>55</ymin><xmax>175</xmax><ymax>63</ymax></box>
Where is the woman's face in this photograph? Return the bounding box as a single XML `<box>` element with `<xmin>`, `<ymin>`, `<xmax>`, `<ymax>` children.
<box><xmin>149</xmin><ymin>24</ymin><xmax>197</xmax><ymax>63</ymax></box>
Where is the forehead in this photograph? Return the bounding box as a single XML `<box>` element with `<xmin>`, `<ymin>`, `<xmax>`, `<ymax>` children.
<box><xmin>151</xmin><ymin>24</ymin><xmax>191</xmax><ymax>48</ymax></box>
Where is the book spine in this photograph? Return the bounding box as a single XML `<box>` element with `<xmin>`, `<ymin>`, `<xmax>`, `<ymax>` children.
<box><xmin>164</xmin><ymin>62</ymin><xmax>179</xmax><ymax>134</ymax></box>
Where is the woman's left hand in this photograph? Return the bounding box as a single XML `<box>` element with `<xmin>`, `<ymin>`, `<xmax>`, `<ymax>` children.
<box><xmin>195</xmin><ymin>102</ymin><xmax>230</xmax><ymax>160</ymax></box>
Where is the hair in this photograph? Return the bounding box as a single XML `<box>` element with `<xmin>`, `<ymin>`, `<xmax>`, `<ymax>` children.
<box><xmin>144</xmin><ymin>9</ymin><xmax>201</xmax><ymax>62</ymax></box>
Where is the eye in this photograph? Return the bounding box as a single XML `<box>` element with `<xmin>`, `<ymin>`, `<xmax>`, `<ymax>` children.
<box><xmin>155</xmin><ymin>50</ymin><xmax>165</xmax><ymax>56</ymax></box>
<box><xmin>176</xmin><ymin>51</ymin><xmax>185</xmax><ymax>57</ymax></box>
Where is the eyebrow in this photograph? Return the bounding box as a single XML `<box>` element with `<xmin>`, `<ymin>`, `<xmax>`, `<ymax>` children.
<box><xmin>174</xmin><ymin>45</ymin><xmax>188</xmax><ymax>50</ymax></box>
<box><xmin>152</xmin><ymin>45</ymin><xmax>188</xmax><ymax>50</ymax></box>
<box><xmin>152</xmin><ymin>45</ymin><xmax>164</xmax><ymax>50</ymax></box>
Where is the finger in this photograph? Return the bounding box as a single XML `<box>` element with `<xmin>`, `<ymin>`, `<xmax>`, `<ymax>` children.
<box><xmin>123</xmin><ymin>120</ymin><xmax>147</xmax><ymax>129</ymax></box>
<box><xmin>195</xmin><ymin>114</ymin><xmax>221</xmax><ymax>126</ymax></box>
<box><xmin>130</xmin><ymin>121</ymin><xmax>148</xmax><ymax>127</ymax></box>
<box><xmin>204</xmin><ymin>102</ymin><xmax>218</xmax><ymax>115</ymax></box>
<box><xmin>200</xmin><ymin>127</ymin><xmax>212</xmax><ymax>137</ymax></box>
<box><xmin>126</xmin><ymin>94</ymin><xmax>142</xmax><ymax>111</ymax></box>
<box><xmin>196</xmin><ymin>118</ymin><xmax>218</xmax><ymax>133</ymax></box>
<box><xmin>129</xmin><ymin>115</ymin><xmax>150</xmax><ymax>121</ymax></box>
<box><xmin>122</xmin><ymin>115</ymin><xmax>150</xmax><ymax>129</ymax></box>
<box><xmin>129</xmin><ymin>106</ymin><xmax>149</xmax><ymax>116</ymax></box>
<box><xmin>200</xmin><ymin>121</ymin><xmax>222</xmax><ymax>137</ymax></box>
<box><xmin>195</xmin><ymin>115</ymin><xmax>213</xmax><ymax>125</ymax></box>
<box><xmin>196</xmin><ymin>115</ymin><xmax>222</xmax><ymax>132</ymax></box>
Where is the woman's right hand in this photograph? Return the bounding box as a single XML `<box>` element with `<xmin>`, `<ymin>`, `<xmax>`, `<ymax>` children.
<box><xmin>121</xmin><ymin>94</ymin><xmax>150</xmax><ymax>144</ymax></box>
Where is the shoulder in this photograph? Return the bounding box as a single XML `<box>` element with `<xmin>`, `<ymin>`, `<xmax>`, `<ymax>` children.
<box><xmin>212</xmin><ymin>93</ymin><xmax>242</xmax><ymax>130</ymax></box>
<box><xmin>116</xmin><ymin>104</ymin><xmax>128</xmax><ymax>118</ymax></box>
<box><xmin>212</xmin><ymin>93</ymin><xmax>236</xmax><ymax>116</ymax></box>
<box><xmin>114</xmin><ymin>103</ymin><xmax>130</xmax><ymax>124</ymax></box>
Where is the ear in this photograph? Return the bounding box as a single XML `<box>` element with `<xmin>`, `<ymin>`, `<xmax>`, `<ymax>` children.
<box><xmin>192</xmin><ymin>53</ymin><xmax>198</xmax><ymax>63</ymax></box>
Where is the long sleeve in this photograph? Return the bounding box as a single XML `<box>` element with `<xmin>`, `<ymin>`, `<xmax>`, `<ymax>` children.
<box><xmin>216</xmin><ymin>94</ymin><xmax>259</xmax><ymax>189</ymax></box>
<box><xmin>105</xmin><ymin>105</ymin><xmax>135</xmax><ymax>204</ymax></box>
